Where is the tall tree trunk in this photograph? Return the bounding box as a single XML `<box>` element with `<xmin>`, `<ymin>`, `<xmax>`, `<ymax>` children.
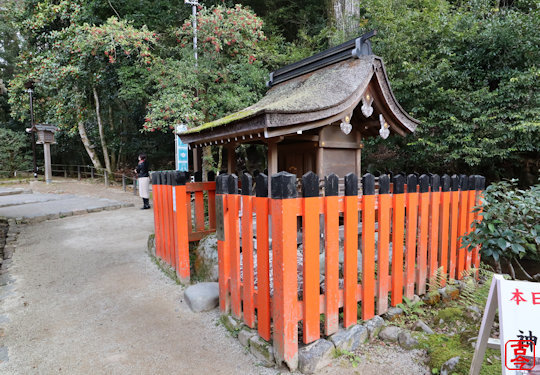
<box><xmin>108</xmin><ymin>105</ymin><xmax>117</xmax><ymax>171</ymax></box>
<box><xmin>93</xmin><ymin>86</ymin><xmax>112</xmax><ymax>174</ymax></box>
<box><xmin>327</xmin><ymin>0</ymin><xmax>360</xmax><ymax>45</ymax></box>
<box><xmin>202</xmin><ymin>146</ymin><xmax>213</xmax><ymax>182</ymax></box>
<box><xmin>78</xmin><ymin>120</ymin><xmax>103</xmax><ymax>170</ymax></box>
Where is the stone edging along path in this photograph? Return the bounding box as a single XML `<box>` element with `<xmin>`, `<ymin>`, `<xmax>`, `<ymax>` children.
<box><xmin>146</xmin><ymin>233</ymin><xmax>472</xmax><ymax>374</ymax></box>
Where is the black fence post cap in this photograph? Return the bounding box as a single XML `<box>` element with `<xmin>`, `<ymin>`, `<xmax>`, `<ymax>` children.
<box><xmin>344</xmin><ymin>173</ymin><xmax>358</xmax><ymax>196</ymax></box>
<box><xmin>441</xmin><ymin>174</ymin><xmax>451</xmax><ymax>192</ymax></box>
<box><xmin>227</xmin><ymin>174</ymin><xmax>238</xmax><ymax>194</ymax></box>
<box><xmin>392</xmin><ymin>174</ymin><xmax>405</xmax><ymax>194</ymax></box>
<box><xmin>271</xmin><ymin>171</ymin><xmax>297</xmax><ymax>199</ymax></box>
<box><xmin>325</xmin><ymin>173</ymin><xmax>339</xmax><ymax>196</ymax></box>
<box><xmin>430</xmin><ymin>174</ymin><xmax>440</xmax><ymax>191</ymax></box>
<box><xmin>459</xmin><ymin>174</ymin><xmax>469</xmax><ymax>190</ymax></box>
<box><xmin>407</xmin><ymin>174</ymin><xmax>418</xmax><ymax>193</ymax></box>
<box><xmin>451</xmin><ymin>174</ymin><xmax>459</xmax><ymax>191</ymax></box>
<box><xmin>216</xmin><ymin>174</ymin><xmax>229</xmax><ymax>194</ymax></box>
<box><xmin>302</xmin><ymin>171</ymin><xmax>319</xmax><ymax>198</ymax></box>
<box><xmin>419</xmin><ymin>174</ymin><xmax>430</xmax><ymax>193</ymax></box>
<box><xmin>255</xmin><ymin>173</ymin><xmax>268</xmax><ymax>197</ymax></box>
<box><xmin>379</xmin><ymin>174</ymin><xmax>390</xmax><ymax>194</ymax></box>
<box><xmin>362</xmin><ymin>173</ymin><xmax>375</xmax><ymax>195</ymax></box>
<box><xmin>242</xmin><ymin>173</ymin><xmax>253</xmax><ymax>196</ymax></box>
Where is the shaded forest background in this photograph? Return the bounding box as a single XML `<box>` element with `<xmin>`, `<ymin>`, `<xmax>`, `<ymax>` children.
<box><xmin>0</xmin><ymin>0</ymin><xmax>538</xmax><ymax>184</ymax></box>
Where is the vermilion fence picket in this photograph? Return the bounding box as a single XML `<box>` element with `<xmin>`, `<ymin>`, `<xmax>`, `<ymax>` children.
<box><xmin>151</xmin><ymin>169</ymin><xmax>485</xmax><ymax>371</ymax></box>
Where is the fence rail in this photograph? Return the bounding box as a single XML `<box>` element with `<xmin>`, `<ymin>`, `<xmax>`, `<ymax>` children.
<box><xmin>151</xmin><ymin>169</ymin><xmax>485</xmax><ymax>370</ymax></box>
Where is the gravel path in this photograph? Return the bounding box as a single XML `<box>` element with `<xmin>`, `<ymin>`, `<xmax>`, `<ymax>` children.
<box><xmin>0</xmin><ymin>180</ymin><xmax>431</xmax><ymax>374</ymax></box>
<box><xmin>0</xmin><ymin>207</ymin><xmax>276</xmax><ymax>375</ymax></box>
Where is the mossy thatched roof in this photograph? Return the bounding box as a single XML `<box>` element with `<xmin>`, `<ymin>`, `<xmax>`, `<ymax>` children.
<box><xmin>179</xmin><ymin>55</ymin><xmax>419</xmax><ymax>144</ymax></box>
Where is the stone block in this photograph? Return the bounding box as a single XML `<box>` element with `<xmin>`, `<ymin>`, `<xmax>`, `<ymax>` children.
<box><xmin>412</xmin><ymin>320</ymin><xmax>434</xmax><ymax>335</ymax></box>
<box><xmin>378</xmin><ymin>326</ymin><xmax>402</xmax><ymax>342</ymax></box>
<box><xmin>383</xmin><ymin>307</ymin><xmax>403</xmax><ymax>321</ymax></box>
<box><xmin>365</xmin><ymin>316</ymin><xmax>384</xmax><ymax>340</ymax></box>
<box><xmin>238</xmin><ymin>328</ymin><xmax>256</xmax><ymax>347</ymax></box>
<box><xmin>329</xmin><ymin>324</ymin><xmax>367</xmax><ymax>351</ymax></box>
<box><xmin>184</xmin><ymin>282</ymin><xmax>219</xmax><ymax>312</ymax></box>
<box><xmin>221</xmin><ymin>314</ymin><xmax>243</xmax><ymax>333</ymax></box>
<box><xmin>441</xmin><ymin>356</ymin><xmax>460</xmax><ymax>375</ymax></box>
<box><xmin>249</xmin><ymin>335</ymin><xmax>275</xmax><ymax>367</ymax></box>
<box><xmin>398</xmin><ymin>331</ymin><xmax>419</xmax><ymax>350</ymax></box>
<box><xmin>298</xmin><ymin>339</ymin><xmax>334</xmax><ymax>374</ymax></box>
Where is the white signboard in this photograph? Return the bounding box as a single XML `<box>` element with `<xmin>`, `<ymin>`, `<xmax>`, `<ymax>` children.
<box><xmin>498</xmin><ymin>279</ymin><xmax>540</xmax><ymax>374</ymax></box>
<box><xmin>471</xmin><ymin>275</ymin><xmax>540</xmax><ymax>374</ymax></box>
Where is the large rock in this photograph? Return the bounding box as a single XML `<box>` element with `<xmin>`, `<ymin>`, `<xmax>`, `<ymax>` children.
<box><xmin>441</xmin><ymin>356</ymin><xmax>460</xmax><ymax>375</ymax></box>
<box><xmin>383</xmin><ymin>307</ymin><xmax>403</xmax><ymax>321</ymax></box>
<box><xmin>397</xmin><ymin>331</ymin><xmax>419</xmax><ymax>350</ymax></box>
<box><xmin>378</xmin><ymin>326</ymin><xmax>402</xmax><ymax>342</ymax></box>
<box><xmin>412</xmin><ymin>320</ymin><xmax>434</xmax><ymax>335</ymax></box>
<box><xmin>194</xmin><ymin>234</ymin><xmax>219</xmax><ymax>281</ymax></box>
<box><xmin>249</xmin><ymin>335</ymin><xmax>275</xmax><ymax>367</ymax></box>
<box><xmin>329</xmin><ymin>324</ymin><xmax>368</xmax><ymax>351</ymax></box>
<box><xmin>298</xmin><ymin>339</ymin><xmax>335</xmax><ymax>374</ymax></box>
<box><xmin>184</xmin><ymin>282</ymin><xmax>219</xmax><ymax>312</ymax></box>
<box><xmin>365</xmin><ymin>316</ymin><xmax>384</xmax><ymax>340</ymax></box>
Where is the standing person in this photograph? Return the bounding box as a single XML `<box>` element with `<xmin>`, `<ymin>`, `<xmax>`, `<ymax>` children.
<box><xmin>135</xmin><ymin>153</ymin><xmax>150</xmax><ymax>209</ymax></box>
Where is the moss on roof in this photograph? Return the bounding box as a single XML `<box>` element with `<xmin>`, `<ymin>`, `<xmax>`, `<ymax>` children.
<box><xmin>182</xmin><ymin>108</ymin><xmax>258</xmax><ymax>134</ymax></box>
<box><xmin>181</xmin><ymin>57</ymin><xmax>375</xmax><ymax>135</ymax></box>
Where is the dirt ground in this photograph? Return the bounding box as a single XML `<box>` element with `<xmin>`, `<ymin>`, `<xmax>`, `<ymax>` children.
<box><xmin>1</xmin><ymin>179</ymin><xmax>430</xmax><ymax>374</ymax></box>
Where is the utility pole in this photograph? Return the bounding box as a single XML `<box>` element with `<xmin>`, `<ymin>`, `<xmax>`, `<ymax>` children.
<box><xmin>24</xmin><ymin>80</ymin><xmax>38</xmax><ymax>179</ymax></box>
<box><xmin>184</xmin><ymin>0</ymin><xmax>199</xmax><ymax>65</ymax></box>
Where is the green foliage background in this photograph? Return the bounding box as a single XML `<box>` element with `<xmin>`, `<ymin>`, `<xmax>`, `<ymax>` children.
<box><xmin>0</xmin><ymin>0</ymin><xmax>538</xmax><ymax>179</ymax></box>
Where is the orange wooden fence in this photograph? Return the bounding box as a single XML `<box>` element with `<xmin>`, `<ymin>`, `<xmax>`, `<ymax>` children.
<box><xmin>215</xmin><ymin>171</ymin><xmax>485</xmax><ymax>368</ymax></box>
<box><xmin>151</xmin><ymin>171</ymin><xmax>216</xmax><ymax>283</ymax></box>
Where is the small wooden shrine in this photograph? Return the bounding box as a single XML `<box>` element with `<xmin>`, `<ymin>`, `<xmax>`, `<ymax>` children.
<box><xmin>178</xmin><ymin>31</ymin><xmax>419</xmax><ymax>184</ymax></box>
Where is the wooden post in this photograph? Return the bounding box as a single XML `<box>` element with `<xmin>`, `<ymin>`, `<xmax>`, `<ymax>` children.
<box><xmin>301</xmin><ymin>171</ymin><xmax>320</xmax><ymax>344</ymax></box>
<box><xmin>417</xmin><ymin>174</ymin><xmax>430</xmax><ymax>295</ymax></box>
<box><xmin>439</xmin><ymin>175</ymin><xmax>452</xmax><ymax>285</ymax></box>
<box><xmin>405</xmin><ymin>174</ymin><xmax>419</xmax><ymax>299</ymax></box>
<box><xmin>324</xmin><ymin>173</ymin><xmax>340</xmax><ymax>335</ymax></box>
<box><xmin>343</xmin><ymin>172</ymin><xmax>358</xmax><ymax>328</ymax></box>
<box><xmin>241</xmin><ymin>173</ymin><xmax>255</xmax><ymax>328</ymax></box>
<box><xmin>192</xmin><ymin>147</ymin><xmax>200</xmax><ymax>173</ymax></box>
<box><xmin>457</xmin><ymin>175</ymin><xmax>469</xmax><ymax>279</ymax></box>
<box><xmin>362</xmin><ymin>173</ymin><xmax>376</xmax><ymax>320</ymax></box>
<box><xmin>355</xmin><ymin>130</ymin><xmax>362</xmax><ymax>177</ymax></box>
<box><xmin>271</xmin><ymin>171</ymin><xmax>299</xmax><ymax>371</ymax></box>
<box><xmin>267</xmin><ymin>141</ymin><xmax>278</xmax><ymax>197</ymax></box>
<box><xmin>391</xmin><ymin>174</ymin><xmax>405</xmax><ymax>306</ymax></box>
<box><xmin>91</xmin><ymin>167</ymin><xmax>94</xmax><ymax>179</ymax></box>
<box><xmin>227</xmin><ymin>143</ymin><xmax>237</xmax><ymax>174</ymax></box>
<box><xmin>104</xmin><ymin>171</ymin><xmax>109</xmax><ymax>187</ymax></box>
<box><xmin>472</xmin><ymin>176</ymin><xmax>486</xmax><ymax>272</ymax></box>
<box><xmin>227</xmin><ymin>174</ymin><xmax>242</xmax><ymax>319</ymax></box>
<box><xmin>449</xmin><ymin>175</ymin><xmax>460</xmax><ymax>280</ymax></box>
<box><xmin>466</xmin><ymin>175</ymin><xmax>477</xmax><ymax>271</ymax></box>
<box><xmin>77</xmin><ymin>165</ymin><xmax>81</xmax><ymax>180</ymax></box>
<box><xmin>428</xmin><ymin>174</ymin><xmax>441</xmax><ymax>284</ymax></box>
<box><xmin>43</xmin><ymin>143</ymin><xmax>52</xmax><ymax>184</ymax></box>
<box><xmin>153</xmin><ymin>172</ymin><xmax>163</xmax><ymax>259</ymax></box>
<box><xmin>174</xmin><ymin>171</ymin><xmax>190</xmax><ymax>283</ymax></box>
<box><xmin>133</xmin><ymin>178</ymin><xmax>137</xmax><ymax>195</ymax></box>
<box><xmin>377</xmin><ymin>174</ymin><xmax>391</xmax><ymax>314</ymax></box>
<box><xmin>216</xmin><ymin>174</ymin><xmax>231</xmax><ymax>313</ymax></box>
<box><xmin>254</xmin><ymin>173</ymin><xmax>271</xmax><ymax>340</ymax></box>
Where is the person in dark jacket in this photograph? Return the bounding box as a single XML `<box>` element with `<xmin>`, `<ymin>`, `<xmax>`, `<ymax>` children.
<box><xmin>134</xmin><ymin>153</ymin><xmax>150</xmax><ymax>209</ymax></box>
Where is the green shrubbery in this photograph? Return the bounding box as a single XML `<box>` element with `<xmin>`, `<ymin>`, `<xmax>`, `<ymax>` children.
<box><xmin>0</xmin><ymin>127</ymin><xmax>32</xmax><ymax>177</ymax></box>
<box><xmin>462</xmin><ymin>179</ymin><xmax>540</xmax><ymax>279</ymax></box>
